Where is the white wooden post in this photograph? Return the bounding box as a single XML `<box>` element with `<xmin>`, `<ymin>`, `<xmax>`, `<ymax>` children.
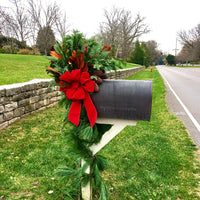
<box><xmin>81</xmin><ymin>118</ymin><xmax>137</xmax><ymax>200</ymax></box>
<box><xmin>81</xmin><ymin>160</ymin><xmax>92</xmax><ymax>200</ymax></box>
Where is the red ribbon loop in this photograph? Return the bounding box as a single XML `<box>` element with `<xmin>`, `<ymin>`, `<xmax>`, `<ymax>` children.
<box><xmin>60</xmin><ymin>69</ymin><xmax>97</xmax><ymax>127</ymax></box>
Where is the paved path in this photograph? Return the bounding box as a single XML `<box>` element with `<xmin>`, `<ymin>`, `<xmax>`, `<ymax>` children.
<box><xmin>157</xmin><ymin>66</ymin><xmax>200</xmax><ymax>148</ymax></box>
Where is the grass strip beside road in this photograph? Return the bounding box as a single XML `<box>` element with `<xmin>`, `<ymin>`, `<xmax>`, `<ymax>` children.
<box><xmin>173</xmin><ymin>65</ymin><xmax>200</xmax><ymax>68</ymax></box>
<box><xmin>0</xmin><ymin>67</ymin><xmax>200</xmax><ymax>199</ymax></box>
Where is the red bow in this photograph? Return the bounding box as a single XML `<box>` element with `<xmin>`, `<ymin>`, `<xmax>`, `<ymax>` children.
<box><xmin>60</xmin><ymin>69</ymin><xmax>97</xmax><ymax>127</ymax></box>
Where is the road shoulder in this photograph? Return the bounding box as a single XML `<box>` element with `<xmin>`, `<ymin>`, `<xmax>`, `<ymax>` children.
<box><xmin>157</xmin><ymin>66</ymin><xmax>200</xmax><ymax>148</ymax></box>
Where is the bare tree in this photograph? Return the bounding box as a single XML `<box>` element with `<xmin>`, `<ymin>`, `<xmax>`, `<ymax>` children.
<box><xmin>177</xmin><ymin>24</ymin><xmax>200</xmax><ymax>62</ymax></box>
<box><xmin>120</xmin><ymin>12</ymin><xmax>150</xmax><ymax>60</ymax></box>
<box><xmin>99</xmin><ymin>7</ymin><xmax>122</xmax><ymax>57</ymax></box>
<box><xmin>145</xmin><ymin>40</ymin><xmax>160</xmax><ymax>64</ymax></box>
<box><xmin>28</xmin><ymin>0</ymin><xmax>69</xmax><ymax>43</ymax></box>
<box><xmin>55</xmin><ymin>12</ymin><xmax>70</xmax><ymax>39</ymax></box>
<box><xmin>0</xmin><ymin>0</ymin><xmax>31</xmax><ymax>42</ymax></box>
<box><xmin>28</xmin><ymin>0</ymin><xmax>42</xmax><ymax>29</ymax></box>
<box><xmin>0</xmin><ymin>0</ymin><xmax>69</xmax><ymax>48</ymax></box>
<box><xmin>99</xmin><ymin>7</ymin><xmax>150</xmax><ymax>60</ymax></box>
<box><xmin>28</xmin><ymin>0</ymin><xmax>61</xmax><ymax>28</ymax></box>
<box><xmin>178</xmin><ymin>30</ymin><xmax>193</xmax><ymax>48</ymax></box>
<box><xmin>28</xmin><ymin>0</ymin><xmax>70</xmax><ymax>54</ymax></box>
<box><xmin>0</xmin><ymin>5</ymin><xmax>23</xmax><ymax>52</ymax></box>
<box><xmin>0</xmin><ymin>7</ymin><xmax>11</xmax><ymax>36</ymax></box>
<box><xmin>176</xmin><ymin>44</ymin><xmax>192</xmax><ymax>64</ymax></box>
<box><xmin>10</xmin><ymin>0</ymin><xmax>31</xmax><ymax>42</ymax></box>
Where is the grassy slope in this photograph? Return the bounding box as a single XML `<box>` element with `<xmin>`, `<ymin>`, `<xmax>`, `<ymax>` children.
<box><xmin>0</xmin><ymin>54</ymin><xmax>140</xmax><ymax>85</ymax></box>
<box><xmin>116</xmin><ymin>60</ymin><xmax>140</xmax><ymax>69</ymax></box>
<box><xmin>0</xmin><ymin>67</ymin><xmax>200</xmax><ymax>199</ymax></box>
<box><xmin>0</xmin><ymin>54</ymin><xmax>50</xmax><ymax>85</ymax></box>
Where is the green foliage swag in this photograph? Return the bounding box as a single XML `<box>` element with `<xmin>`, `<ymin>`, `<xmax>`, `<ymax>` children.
<box><xmin>47</xmin><ymin>31</ymin><xmax>120</xmax><ymax>199</ymax></box>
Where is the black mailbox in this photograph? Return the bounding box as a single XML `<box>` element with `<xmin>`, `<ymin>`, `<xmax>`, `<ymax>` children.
<box><xmin>91</xmin><ymin>80</ymin><xmax>152</xmax><ymax>121</ymax></box>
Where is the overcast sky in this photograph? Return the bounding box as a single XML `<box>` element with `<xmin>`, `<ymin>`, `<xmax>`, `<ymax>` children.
<box><xmin>2</xmin><ymin>0</ymin><xmax>200</xmax><ymax>55</ymax></box>
<box><xmin>55</xmin><ymin>0</ymin><xmax>200</xmax><ymax>55</ymax></box>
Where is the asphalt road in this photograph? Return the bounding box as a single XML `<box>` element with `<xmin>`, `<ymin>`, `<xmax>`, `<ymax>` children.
<box><xmin>157</xmin><ymin>66</ymin><xmax>200</xmax><ymax>148</ymax></box>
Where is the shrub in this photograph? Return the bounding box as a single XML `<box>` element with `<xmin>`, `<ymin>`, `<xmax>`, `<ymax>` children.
<box><xmin>18</xmin><ymin>48</ymin><xmax>41</xmax><ymax>55</ymax></box>
<box><xmin>18</xmin><ymin>49</ymin><xmax>32</xmax><ymax>55</ymax></box>
<box><xmin>32</xmin><ymin>47</ymin><xmax>41</xmax><ymax>55</ymax></box>
<box><xmin>0</xmin><ymin>48</ymin><xmax>7</xmax><ymax>53</ymax></box>
<box><xmin>0</xmin><ymin>36</ymin><xmax>26</xmax><ymax>49</ymax></box>
<box><xmin>1</xmin><ymin>45</ymin><xmax>17</xmax><ymax>54</ymax></box>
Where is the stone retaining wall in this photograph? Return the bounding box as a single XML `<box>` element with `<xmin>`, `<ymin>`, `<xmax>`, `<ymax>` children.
<box><xmin>0</xmin><ymin>66</ymin><xmax>145</xmax><ymax>130</ymax></box>
<box><xmin>107</xmin><ymin>66</ymin><xmax>145</xmax><ymax>79</ymax></box>
<box><xmin>0</xmin><ymin>79</ymin><xmax>60</xmax><ymax>130</ymax></box>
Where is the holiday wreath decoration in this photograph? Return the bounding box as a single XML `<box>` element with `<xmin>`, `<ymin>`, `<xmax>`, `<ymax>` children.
<box><xmin>46</xmin><ymin>31</ymin><xmax>122</xmax><ymax>199</ymax></box>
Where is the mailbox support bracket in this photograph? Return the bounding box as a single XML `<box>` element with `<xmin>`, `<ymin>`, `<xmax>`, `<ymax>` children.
<box><xmin>81</xmin><ymin>118</ymin><xmax>138</xmax><ymax>200</ymax></box>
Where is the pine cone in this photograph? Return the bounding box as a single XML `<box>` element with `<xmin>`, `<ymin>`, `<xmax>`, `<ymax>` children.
<box><xmin>93</xmin><ymin>69</ymin><xmax>107</xmax><ymax>79</ymax></box>
<box><xmin>92</xmin><ymin>75</ymin><xmax>102</xmax><ymax>84</ymax></box>
<box><xmin>94</xmin><ymin>83</ymin><xmax>99</xmax><ymax>92</ymax></box>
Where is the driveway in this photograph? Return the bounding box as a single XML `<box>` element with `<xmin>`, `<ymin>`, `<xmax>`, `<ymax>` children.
<box><xmin>157</xmin><ymin>66</ymin><xmax>200</xmax><ymax>148</ymax></box>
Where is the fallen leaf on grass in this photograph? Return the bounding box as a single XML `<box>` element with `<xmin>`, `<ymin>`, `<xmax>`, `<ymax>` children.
<box><xmin>32</xmin><ymin>181</ymin><xmax>39</xmax><ymax>186</ymax></box>
<box><xmin>48</xmin><ymin>190</ymin><xmax>54</xmax><ymax>194</ymax></box>
<box><xmin>109</xmin><ymin>187</ymin><xmax>114</xmax><ymax>192</ymax></box>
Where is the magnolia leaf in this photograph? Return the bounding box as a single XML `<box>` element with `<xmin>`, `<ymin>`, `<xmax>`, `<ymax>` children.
<box><xmin>54</xmin><ymin>42</ymin><xmax>63</xmax><ymax>55</ymax></box>
<box><xmin>90</xmin><ymin>76</ymin><xmax>98</xmax><ymax>80</ymax></box>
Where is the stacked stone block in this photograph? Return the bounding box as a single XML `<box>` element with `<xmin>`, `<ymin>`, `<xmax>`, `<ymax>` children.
<box><xmin>106</xmin><ymin>66</ymin><xmax>145</xmax><ymax>79</ymax></box>
<box><xmin>0</xmin><ymin>79</ymin><xmax>61</xmax><ymax>130</ymax></box>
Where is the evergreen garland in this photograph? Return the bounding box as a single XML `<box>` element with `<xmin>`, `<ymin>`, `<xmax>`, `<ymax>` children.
<box><xmin>47</xmin><ymin>30</ymin><xmax>120</xmax><ymax>199</ymax></box>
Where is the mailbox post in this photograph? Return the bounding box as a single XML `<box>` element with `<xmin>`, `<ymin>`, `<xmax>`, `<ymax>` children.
<box><xmin>81</xmin><ymin>80</ymin><xmax>152</xmax><ymax>200</ymax></box>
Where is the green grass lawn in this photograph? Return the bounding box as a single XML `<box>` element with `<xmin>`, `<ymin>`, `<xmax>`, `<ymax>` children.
<box><xmin>0</xmin><ymin>67</ymin><xmax>200</xmax><ymax>199</ymax></box>
<box><xmin>0</xmin><ymin>54</ymin><xmax>50</xmax><ymax>85</ymax></box>
<box><xmin>0</xmin><ymin>54</ymin><xmax>140</xmax><ymax>85</ymax></box>
<box><xmin>115</xmin><ymin>60</ymin><xmax>140</xmax><ymax>69</ymax></box>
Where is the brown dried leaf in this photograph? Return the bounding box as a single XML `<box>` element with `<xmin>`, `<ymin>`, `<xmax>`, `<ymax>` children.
<box><xmin>32</xmin><ymin>181</ymin><xmax>39</xmax><ymax>186</ymax></box>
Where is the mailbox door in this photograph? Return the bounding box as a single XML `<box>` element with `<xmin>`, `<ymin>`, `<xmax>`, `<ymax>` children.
<box><xmin>91</xmin><ymin>80</ymin><xmax>152</xmax><ymax>121</ymax></box>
